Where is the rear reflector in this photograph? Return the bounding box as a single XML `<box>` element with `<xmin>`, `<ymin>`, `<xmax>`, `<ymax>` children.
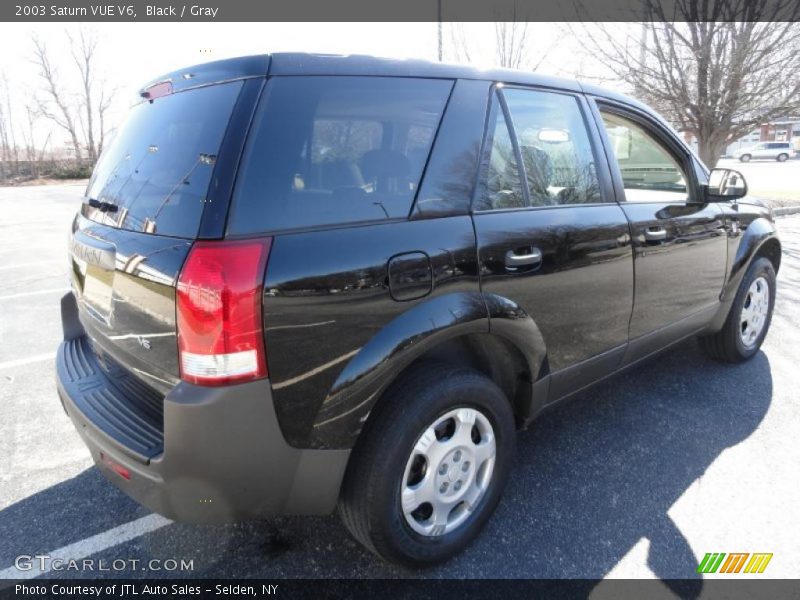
<box><xmin>100</xmin><ymin>452</ymin><xmax>131</xmax><ymax>480</ymax></box>
<box><xmin>177</xmin><ymin>238</ymin><xmax>271</xmax><ymax>386</ymax></box>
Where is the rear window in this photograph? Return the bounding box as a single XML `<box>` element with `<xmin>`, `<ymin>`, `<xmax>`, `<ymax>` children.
<box><xmin>83</xmin><ymin>81</ymin><xmax>243</xmax><ymax>238</ymax></box>
<box><xmin>227</xmin><ymin>76</ymin><xmax>452</xmax><ymax>234</ymax></box>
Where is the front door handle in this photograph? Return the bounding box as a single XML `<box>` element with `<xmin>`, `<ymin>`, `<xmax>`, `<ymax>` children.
<box><xmin>505</xmin><ymin>247</ymin><xmax>542</xmax><ymax>269</ymax></box>
<box><xmin>644</xmin><ymin>227</ymin><xmax>667</xmax><ymax>242</ymax></box>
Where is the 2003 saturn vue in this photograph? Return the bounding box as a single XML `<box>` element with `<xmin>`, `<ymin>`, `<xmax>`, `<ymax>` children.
<box><xmin>56</xmin><ymin>54</ymin><xmax>780</xmax><ymax>566</ymax></box>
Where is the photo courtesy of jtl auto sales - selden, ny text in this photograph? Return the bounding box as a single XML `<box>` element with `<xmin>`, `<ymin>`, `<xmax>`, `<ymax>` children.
<box><xmin>0</xmin><ymin>0</ymin><xmax>799</xmax><ymax>599</ymax></box>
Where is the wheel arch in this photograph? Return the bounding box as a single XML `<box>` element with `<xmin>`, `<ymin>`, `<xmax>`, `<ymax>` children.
<box><xmin>311</xmin><ymin>291</ymin><xmax>550</xmax><ymax>448</ymax></box>
<box><xmin>753</xmin><ymin>236</ymin><xmax>781</xmax><ymax>274</ymax></box>
<box><xmin>708</xmin><ymin>217</ymin><xmax>780</xmax><ymax>332</ymax></box>
<box><xmin>725</xmin><ymin>218</ymin><xmax>780</xmax><ymax>302</ymax></box>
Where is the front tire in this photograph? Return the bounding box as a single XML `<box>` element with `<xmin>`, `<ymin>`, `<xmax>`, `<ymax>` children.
<box><xmin>699</xmin><ymin>257</ymin><xmax>776</xmax><ymax>362</ymax></box>
<box><xmin>739</xmin><ymin>154</ymin><xmax>752</xmax><ymax>162</ymax></box>
<box><xmin>338</xmin><ymin>362</ymin><xmax>515</xmax><ymax>566</ymax></box>
<box><xmin>777</xmin><ymin>153</ymin><xmax>788</xmax><ymax>162</ymax></box>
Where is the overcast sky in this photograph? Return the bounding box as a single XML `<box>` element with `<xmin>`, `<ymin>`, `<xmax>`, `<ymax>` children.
<box><xmin>0</xmin><ymin>22</ymin><xmax>618</xmax><ymax>148</ymax></box>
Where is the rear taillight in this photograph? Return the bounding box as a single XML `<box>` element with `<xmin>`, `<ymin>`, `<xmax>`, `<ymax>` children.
<box><xmin>176</xmin><ymin>238</ymin><xmax>271</xmax><ymax>386</ymax></box>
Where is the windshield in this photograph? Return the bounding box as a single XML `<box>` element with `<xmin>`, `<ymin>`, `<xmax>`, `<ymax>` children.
<box><xmin>83</xmin><ymin>81</ymin><xmax>243</xmax><ymax>238</ymax></box>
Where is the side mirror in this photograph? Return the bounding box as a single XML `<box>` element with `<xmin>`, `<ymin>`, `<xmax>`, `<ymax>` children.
<box><xmin>705</xmin><ymin>168</ymin><xmax>748</xmax><ymax>201</ymax></box>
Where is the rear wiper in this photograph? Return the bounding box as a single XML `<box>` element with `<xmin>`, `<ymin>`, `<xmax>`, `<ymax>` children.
<box><xmin>87</xmin><ymin>198</ymin><xmax>119</xmax><ymax>213</ymax></box>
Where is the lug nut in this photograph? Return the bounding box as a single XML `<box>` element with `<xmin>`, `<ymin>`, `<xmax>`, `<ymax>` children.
<box><xmin>438</xmin><ymin>464</ymin><xmax>448</xmax><ymax>475</ymax></box>
<box><xmin>454</xmin><ymin>480</ymin><xmax>462</xmax><ymax>491</ymax></box>
<box><xmin>453</xmin><ymin>450</ymin><xmax>461</xmax><ymax>462</ymax></box>
<box><xmin>440</xmin><ymin>482</ymin><xmax>449</xmax><ymax>493</ymax></box>
<box><xmin>462</xmin><ymin>461</ymin><xmax>470</xmax><ymax>472</ymax></box>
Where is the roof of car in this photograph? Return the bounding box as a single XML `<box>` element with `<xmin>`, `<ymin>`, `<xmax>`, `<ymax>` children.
<box><xmin>140</xmin><ymin>52</ymin><xmax>648</xmax><ymax>114</ymax></box>
<box><xmin>142</xmin><ymin>52</ymin><xmax>635</xmax><ymax>97</ymax></box>
<box><xmin>268</xmin><ymin>53</ymin><xmax>582</xmax><ymax>90</ymax></box>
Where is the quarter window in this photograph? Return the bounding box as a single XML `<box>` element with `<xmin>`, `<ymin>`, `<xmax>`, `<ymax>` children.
<box><xmin>601</xmin><ymin>111</ymin><xmax>690</xmax><ymax>203</ymax></box>
<box><xmin>228</xmin><ymin>76</ymin><xmax>452</xmax><ymax>234</ymax></box>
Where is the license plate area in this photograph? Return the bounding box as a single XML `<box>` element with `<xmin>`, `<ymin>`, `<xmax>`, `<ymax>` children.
<box><xmin>82</xmin><ymin>265</ymin><xmax>114</xmax><ymax>322</ymax></box>
<box><xmin>70</xmin><ymin>232</ymin><xmax>117</xmax><ymax>324</ymax></box>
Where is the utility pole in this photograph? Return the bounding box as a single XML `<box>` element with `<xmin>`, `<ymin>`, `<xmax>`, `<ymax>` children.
<box><xmin>437</xmin><ymin>0</ymin><xmax>443</xmax><ymax>61</ymax></box>
<box><xmin>634</xmin><ymin>21</ymin><xmax>647</xmax><ymax>98</ymax></box>
<box><xmin>638</xmin><ymin>21</ymin><xmax>647</xmax><ymax>68</ymax></box>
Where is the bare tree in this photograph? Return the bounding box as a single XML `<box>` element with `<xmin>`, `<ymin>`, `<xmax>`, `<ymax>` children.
<box><xmin>20</xmin><ymin>105</ymin><xmax>51</xmax><ymax>179</ymax></box>
<box><xmin>447</xmin><ymin>22</ymin><xmax>553</xmax><ymax>71</ymax></box>
<box><xmin>68</xmin><ymin>28</ymin><xmax>114</xmax><ymax>162</ymax></box>
<box><xmin>0</xmin><ymin>73</ymin><xmax>20</xmax><ymax>177</ymax></box>
<box><xmin>0</xmin><ymin>106</ymin><xmax>9</xmax><ymax>179</ymax></box>
<box><xmin>95</xmin><ymin>84</ymin><xmax>112</xmax><ymax>157</ymax></box>
<box><xmin>495</xmin><ymin>22</ymin><xmax>529</xmax><ymax>69</ymax></box>
<box><xmin>0</xmin><ymin>86</ymin><xmax>10</xmax><ymax>178</ymax></box>
<box><xmin>582</xmin><ymin>0</ymin><xmax>800</xmax><ymax>168</ymax></box>
<box><xmin>447</xmin><ymin>24</ymin><xmax>473</xmax><ymax>63</ymax></box>
<box><xmin>31</xmin><ymin>34</ymin><xmax>83</xmax><ymax>162</ymax></box>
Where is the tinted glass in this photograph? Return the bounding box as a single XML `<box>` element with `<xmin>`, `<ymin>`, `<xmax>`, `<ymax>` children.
<box><xmin>83</xmin><ymin>82</ymin><xmax>243</xmax><ymax>238</ymax></box>
<box><xmin>475</xmin><ymin>100</ymin><xmax>525</xmax><ymax>210</ymax></box>
<box><xmin>601</xmin><ymin>111</ymin><xmax>689</xmax><ymax>203</ymax></box>
<box><xmin>503</xmin><ymin>89</ymin><xmax>601</xmax><ymax>206</ymax></box>
<box><xmin>228</xmin><ymin>76</ymin><xmax>452</xmax><ymax>234</ymax></box>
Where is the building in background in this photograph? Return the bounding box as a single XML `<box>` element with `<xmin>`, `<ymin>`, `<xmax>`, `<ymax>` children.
<box><xmin>681</xmin><ymin>117</ymin><xmax>800</xmax><ymax>159</ymax></box>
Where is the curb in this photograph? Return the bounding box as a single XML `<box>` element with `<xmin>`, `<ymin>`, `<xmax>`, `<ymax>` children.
<box><xmin>774</xmin><ymin>206</ymin><xmax>800</xmax><ymax>217</ymax></box>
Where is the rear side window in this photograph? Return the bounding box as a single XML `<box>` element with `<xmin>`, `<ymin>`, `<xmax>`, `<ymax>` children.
<box><xmin>476</xmin><ymin>100</ymin><xmax>525</xmax><ymax>210</ymax></box>
<box><xmin>503</xmin><ymin>88</ymin><xmax>602</xmax><ymax>206</ymax></box>
<box><xmin>83</xmin><ymin>81</ymin><xmax>243</xmax><ymax>238</ymax></box>
<box><xmin>228</xmin><ymin>76</ymin><xmax>452</xmax><ymax>234</ymax></box>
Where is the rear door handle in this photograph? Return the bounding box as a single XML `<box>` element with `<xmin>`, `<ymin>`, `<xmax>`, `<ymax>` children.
<box><xmin>644</xmin><ymin>227</ymin><xmax>667</xmax><ymax>242</ymax></box>
<box><xmin>505</xmin><ymin>247</ymin><xmax>542</xmax><ymax>269</ymax></box>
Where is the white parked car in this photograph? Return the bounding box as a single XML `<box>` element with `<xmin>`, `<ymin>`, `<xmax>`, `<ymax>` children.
<box><xmin>733</xmin><ymin>141</ymin><xmax>795</xmax><ymax>162</ymax></box>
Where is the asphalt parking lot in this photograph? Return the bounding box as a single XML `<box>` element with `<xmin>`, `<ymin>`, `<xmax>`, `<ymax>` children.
<box><xmin>1</xmin><ymin>183</ymin><xmax>799</xmax><ymax>586</ymax></box>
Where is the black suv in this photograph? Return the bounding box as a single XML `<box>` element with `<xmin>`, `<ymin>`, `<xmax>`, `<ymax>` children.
<box><xmin>57</xmin><ymin>54</ymin><xmax>781</xmax><ymax>566</ymax></box>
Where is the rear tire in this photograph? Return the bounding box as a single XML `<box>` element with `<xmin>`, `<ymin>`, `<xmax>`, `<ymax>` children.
<box><xmin>699</xmin><ymin>257</ymin><xmax>776</xmax><ymax>363</ymax></box>
<box><xmin>739</xmin><ymin>154</ymin><xmax>751</xmax><ymax>162</ymax></box>
<box><xmin>777</xmin><ymin>153</ymin><xmax>788</xmax><ymax>162</ymax></box>
<box><xmin>338</xmin><ymin>362</ymin><xmax>515</xmax><ymax>566</ymax></box>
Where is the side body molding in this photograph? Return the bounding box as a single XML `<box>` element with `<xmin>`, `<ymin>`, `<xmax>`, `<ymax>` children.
<box><xmin>312</xmin><ymin>292</ymin><xmax>489</xmax><ymax>446</ymax></box>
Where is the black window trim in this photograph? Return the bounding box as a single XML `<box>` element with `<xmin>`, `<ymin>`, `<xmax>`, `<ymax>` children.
<box><xmin>404</xmin><ymin>78</ymin><xmax>458</xmax><ymax>219</ymax></box>
<box><xmin>471</xmin><ymin>83</ymin><xmax>615</xmax><ymax>215</ymax></box>
<box><xmin>591</xmin><ymin>97</ymin><xmax>701</xmax><ymax>206</ymax></box>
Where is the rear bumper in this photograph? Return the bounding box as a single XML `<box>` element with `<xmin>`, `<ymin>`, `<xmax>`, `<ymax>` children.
<box><xmin>56</xmin><ymin>294</ymin><xmax>350</xmax><ymax>523</ymax></box>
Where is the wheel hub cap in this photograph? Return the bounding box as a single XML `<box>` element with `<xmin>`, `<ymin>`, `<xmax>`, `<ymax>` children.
<box><xmin>739</xmin><ymin>276</ymin><xmax>769</xmax><ymax>348</ymax></box>
<box><xmin>401</xmin><ymin>407</ymin><xmax>496</xmax><ymax>537</ymax></box>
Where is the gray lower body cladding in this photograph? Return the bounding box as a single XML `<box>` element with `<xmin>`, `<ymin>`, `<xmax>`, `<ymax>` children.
<box><xmin>57</xmin><ymin>295</ymin><xmax>350</xmax><ymax>523</ymax></box>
